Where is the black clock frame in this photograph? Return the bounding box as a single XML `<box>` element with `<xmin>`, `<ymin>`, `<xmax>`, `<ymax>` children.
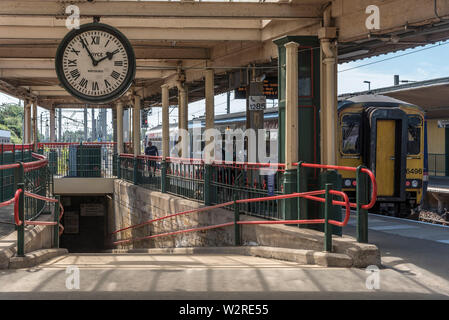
<box><xmin>55</xmin><ymin>23</ymin><xmax>136</xmax><ymax>104</ymax></box>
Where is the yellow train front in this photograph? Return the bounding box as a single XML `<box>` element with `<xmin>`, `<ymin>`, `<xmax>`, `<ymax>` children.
<box><xmin>338</xmin><ymin>95</ymin><xmax>425</xmax><ymax>217</ymax></box>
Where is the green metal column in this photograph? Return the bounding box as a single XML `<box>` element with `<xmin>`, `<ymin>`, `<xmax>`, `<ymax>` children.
<box><xmin>356</xmin><ymin>166</ymin><xmax>369</xmax><ymax>243</ymax></box>
<box><xmin>297</xmin><ymin>162</ymin><xmax>308</xmax><ymax>223</ymax></box>
<box><xmin>274</xmin><ymin>36</ymin><xmax>321</xmax><ymax>224</ymax></box>
<box><xmin>282</xmin><ymin>170</ymin><xmax>297</xmax><ymax>220</ymax></box>
<box><xmin>133</xmin><ymin>157</ymin><xmax>138</xmax><ymax>185</ymax></box>
<box><xmin>16</xmin><ymin>161</ymin><xmax>25</xmax><ymax>257</ymax></box>
<box><xmin>319</xmin><ymin>170</ymin><xmax>342</xmax><ymax>235</ymax></box>
<box><xmin>324</xmin><ymin>183</ymin><xmax>333</xmax><ymax>252</ymax></box>
<box><xmin>161</xmin><ymin>161</ymin><xmax>167</xmax><ymax>193</ymax></box>
<box><xmin>234</xmin><ymin>194</ymin><xmax>240</xmax><ymax>246</ymax></box>
<box><xmin>53</xmin><ymin>196</ymin><xmax>60</xmax><ymax>248</ymax></box>
<box><xmin>117</xmin><ymin>155</ymin><xmax>121</xmax><ymax>179</ymax></box>
<box><xmin>204</xmin><ymin>164</ymin><xmax>211</xmax><ymax>205</ymax></box>
<box><xmin>0</xmin><ymin>144</ymin><xmax>3</xmax><ymax>202</ymax></box>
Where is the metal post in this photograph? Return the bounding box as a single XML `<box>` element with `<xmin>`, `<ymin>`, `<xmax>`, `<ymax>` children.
<box><xmin>15</xmin><ymin>161</ymin><xmax>25</xmax><ymax>257</ymax></box>
<box><xmin>117</xmin><ymin>155</ymin><xmax>121</xmax><ymax>179</ymax></box>
<box><xmin>161</xmin><ymin>160</ymin><xmax>167</xmax><ymax>193</ymax></box>
<box><xmin>204</xmin><ymin>164</ymin><xmax>211</xmax><ymax>205</ymax></box>
<box><xmin>54</xmin><ymin>196</ymin><xmax>60</xmax><ymax>248</ymax></box>
<box><xmin>234</xmin><ymin>194</ymin><xmax>240</xmax><ymax>246</ymax></box>
<box><xmin>356</xmin><ymin>166</ymin><xmax>369</xmax><ymax>243</ymax></box>
<box><xmin>133</xmin><ymin>157</ymin><xmax>138</xmax><ymax>185</ymax></box>
<box><xmin>0</xmin><ymin>144</ymin><xmax>3</xmax><ymax>202</ymax></box>
<box><xmin>296</xmin><ymin>161</ymin><xmax>308</xmax><ymax>223</ymax></box>
<box><xmin>324</xmin><ymin>183</ymin><xmax>333</xmax><ymax>252</ymax></box>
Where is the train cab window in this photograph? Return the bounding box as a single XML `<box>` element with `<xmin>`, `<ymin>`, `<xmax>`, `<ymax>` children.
<box><xmin>341</xmin><ymin>114</ymin><xmax>361</xmax><ymax>155</ymax></box>
<box><xmin>407</xmin><ymin>116</ymin><xmax>422</xmax><ymax>155</ymax></box>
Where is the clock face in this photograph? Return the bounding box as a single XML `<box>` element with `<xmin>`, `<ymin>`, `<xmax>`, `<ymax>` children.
<box><xmin>56</xmin><ymin>23</ymin><xmax>136</xmax><ymax>103</ymax></box>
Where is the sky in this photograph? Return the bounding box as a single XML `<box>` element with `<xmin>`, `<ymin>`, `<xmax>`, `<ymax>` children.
<box><xmin>1</xmin><ymin>40</ymin><xmax>449</xmax><ymax>139</ymax></box>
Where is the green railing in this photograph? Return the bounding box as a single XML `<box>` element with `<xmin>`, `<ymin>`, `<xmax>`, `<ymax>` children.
<box><xmin>209</xmin><ymin>162</ymin><xmax>284</xmax><ymax>219</ymax></box>
<box><xmin>117</xmin><ymin>154</ymin><xmax>376</xmax><ymax>244</ymax></box>
<box><xmin>166</xmin><ymin>157</ymin><xmax>204</xmax><ymax>201</ymax></box>
<box><xmin>428</xmin><ymin>153</ymin><xmax>449</xmax><ymax>177</ymax></box>
<box><xmin>0</xmin><ymin>147</ymin><xmax>63</xmax><ymax>257</ymax></box>
<box><xmin>0</xmin><ymin>144</ymin><xmax>33</xmax><ymax>202</ymax></box>
<box><xmin>38</xmin><ymin>142</ymin><xmax>116</xmax><ymax>178</ymax></box>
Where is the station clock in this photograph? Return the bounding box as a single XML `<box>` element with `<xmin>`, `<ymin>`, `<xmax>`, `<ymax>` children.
<box><xmin>55</xmin><ymin>23</ymin><xmax>136</xmax><ymax>104</ymax></box>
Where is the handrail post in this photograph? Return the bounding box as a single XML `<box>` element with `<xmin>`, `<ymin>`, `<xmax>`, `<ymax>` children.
<box><xmin>296</xmin><ymin>161</ymin><xmax>308</xmax><ymax>224</ymax></box>
<box><xmin>356</xmin><ymin>166</ymin><xmax>369</xmax><ymax>243</ymax></box>
<box><xmin>0</xmin><ymin>144</ymin><xmax>3</xmax><ymax>202</ymax></box>
<box><xmin>204</xmin><ymin>164</ymin><xmax>211</xmax><ymax>205</ymax></box>
<box><xmin>133</xmin><ymin>156</ymin><xmax>138</xmax><ymax>185</ymax></box>
<box><xmin>234</xmin><ymin>194</ymin><xmax>240</xmax><ymax>246</ymax></box>
<box><xmin>16</xmin><ymin>161</ymin><xmax>25</xmax><ymax>257</ymax></box>
<box><xmin>117</xmin><ymin>154</ymin><xmax>121</xmax><ymax>179</ymax></box>
<box><xmin>54</xmin><ymin>196</ymin><xmax>60</xmax><ymax>248</ymax></box>
<box><xmin>161</xmin><ymin>160</ymin><xmax>167</xmax><ymax>193</ymax></box>
<box><xmin>324</xmin><ymin>183</ymin><xmax>332</xmax><ymax>252</ymax></box>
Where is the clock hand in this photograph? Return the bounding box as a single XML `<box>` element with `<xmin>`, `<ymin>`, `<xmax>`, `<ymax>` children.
<box><xmin>80</xmin><ymin>38</ymin><xmax>98</xmax><ymax>66</ymax></box>
<box><xmin>95</xmin><ymin>50</ymin><xmax>119</xmax><ymax>65</ymax></box>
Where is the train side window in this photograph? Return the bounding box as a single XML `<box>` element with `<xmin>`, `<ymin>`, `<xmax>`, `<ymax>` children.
<box><xmin>407</xmin><ymin>116</ymin><xmax>422</xmax><ymax>155</ymax></box>
<box><xmin>341</xmin><ymin>114</ymin><xmax>361</xmax><ymax>155</ymax></box>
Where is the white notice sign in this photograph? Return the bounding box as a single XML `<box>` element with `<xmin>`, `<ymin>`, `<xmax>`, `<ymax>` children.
<box><xmin>249</xmin><ymin>96</ymin><xmax>266</xmax><ymax>111</ymax></box>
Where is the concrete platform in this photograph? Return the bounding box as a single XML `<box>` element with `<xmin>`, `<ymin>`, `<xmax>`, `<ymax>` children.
<box><xmin>0</xmin><ymin>210</ymin><xmax>448</xmax><ymax>299</ymax></box>
<box><xmin>0</xmin><ymin>251</ymin><xmax>447</xmax><ymax>299</ymax></box>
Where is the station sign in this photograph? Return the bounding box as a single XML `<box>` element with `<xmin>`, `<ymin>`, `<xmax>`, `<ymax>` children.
<box><xmin>248</xmin><ymin>96</ymin><xmax>266</xmax><ymax>111</ymax></box>
<box><xmin>234</xmin><ymin>77</ymin><xmax>278</xmax><ymax>100</ymax></box>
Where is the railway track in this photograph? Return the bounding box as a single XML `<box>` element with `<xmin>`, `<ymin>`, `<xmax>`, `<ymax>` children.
<box><xmin>418</xmin><ymin>216</ymin><xmax>449</xmax><ymax>226</ymax></box>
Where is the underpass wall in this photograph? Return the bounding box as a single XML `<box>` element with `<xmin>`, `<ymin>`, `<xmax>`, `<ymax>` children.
<box><xmin>111</xmin><ymin>180</ymin><xmax>380</xmax><ymax>267</ymax></box>
<box><xmin>110</xmin><ymin>180</ymin><xmax>235</xmax><ymax>249</ymax></box>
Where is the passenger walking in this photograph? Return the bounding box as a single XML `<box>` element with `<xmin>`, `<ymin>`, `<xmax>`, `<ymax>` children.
<box><xmin>145</xmin><ymin>140</ymin><xmax>159</xmax><ymax>174</ymax></box>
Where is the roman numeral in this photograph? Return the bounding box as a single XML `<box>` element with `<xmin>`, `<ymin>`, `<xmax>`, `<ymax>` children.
<box><xmin>91</xmin><ymin>36</ymin><xmax>100</xmax><ymax>45</ymax></box>
<box><xmin>104</xmin><ymin>79</ymin><xmax>111</xmax><ymax>88</ymax></box>
<box><xmin>112</xmin><ymin>49</ymin><xmax>119</xmax><ymax>55</ymax></box>
<box><xmin>114</xmin><ymin>61</ymin><xmax>123</xmax><ymax>67</ymax></box>
<box><xmin>79</xmin><ymin>78</ymin><xmax>88</xmax><ymax>89</ymax></box>
<box><xmin>70</xmin><ymin>48</ymin><xmax>80</xmax><ymax>56</ymax></box>
<box><xmin>104</xmin><ymin>40</ymin><xmax>110</xmax><ymax>47</ymax></box>
<box><xmin>68</xmin><ymin>59</ymin><xmax>77</xmax><ymax>67</ymax></box>
<box><xmin>70</xmin><ymin>69</ymin><xmax>80</xmax><ymax>80</ymax></box>
<box><xmin>92</xmin><ymin>81</ymin><xmax>99</xmax><ymax>91</ymax></box>
<box><xmin>111</xmin><ymin>71</ymin><xmax>120</xmax><ymax>80</ymax></box>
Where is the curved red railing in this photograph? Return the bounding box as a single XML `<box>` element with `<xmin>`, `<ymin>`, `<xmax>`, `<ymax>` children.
<box><xmin>112</xmin><ymin>188</ymin><xmax>351</xmax><ymax>246</ymax></box>
<box><xmin>38</xmin><ymin>142</ymin><xmax>116</xmax><ymax>148</ymax></box>
<box><xmin>294</xmin><ymin>162</ymin><xmax>377</xmax><ymax>210</ymax></box>
<box><xmin>0</xmin><ymin>144</ymin><xmax>33</xmax><ymax>153</ymax></box>
<box><xmin>0</xmin><ymin>152</ymin><xmax>64</xmax><ymax>234</ymax></box>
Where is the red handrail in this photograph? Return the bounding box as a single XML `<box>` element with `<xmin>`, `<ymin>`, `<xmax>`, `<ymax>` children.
<box><xmin>112</xmin><ymin>188</ymin><xmax>351</xmax><ymax>245</ymax></box>
<box><xmin>0</xmin><ymin>144</ymin><xmax>33</xmax><ymax>153</ymax></box>
<box><xmin>0</xmin><ymin>152</ymin><xmax>66</xmax><ymax>233</ymax></box>
<box><xmin>295</xmin><ymin>162</ymin><xmax>377</xmax><ymax>210</ymax></box>
<box><xmin>38</xmin><ymin>142</ymin><xmax>116</xmax><ymax>147</ymax></box>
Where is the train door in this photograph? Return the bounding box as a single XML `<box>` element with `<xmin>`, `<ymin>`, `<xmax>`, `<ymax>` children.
<box><xmin>369</xmin><ymin>108</ymin><xmax>408</xmax><ymax>202</ymax></box>
<box><xmin>376</xmin><ymin>120</ymin><xmax>396</xmax><ymax>196</ymax></box>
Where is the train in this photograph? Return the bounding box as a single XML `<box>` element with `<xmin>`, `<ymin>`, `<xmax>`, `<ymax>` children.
<box><xmin>145</xmin><ymin>94</ymin><xmax>427</xmax><ymax>217</ymax></box>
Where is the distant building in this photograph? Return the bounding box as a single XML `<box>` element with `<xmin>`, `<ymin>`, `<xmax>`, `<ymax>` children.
<box><xmin>0</xmin><ymin>130</ymin><xmax>11</xmax><ymax>144</ymax></box>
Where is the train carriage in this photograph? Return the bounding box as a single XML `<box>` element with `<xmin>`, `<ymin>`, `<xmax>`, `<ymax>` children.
<box><xmin>338</xmin><ymin>95</ymin><xmax>426</xmax><ymax>216</ymax></box>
